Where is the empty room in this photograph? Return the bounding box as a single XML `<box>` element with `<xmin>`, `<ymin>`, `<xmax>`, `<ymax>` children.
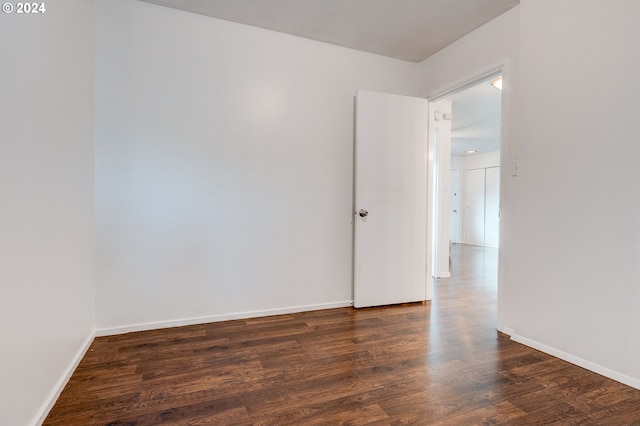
<box><xmin>2</xmin><ymin>0</ymin><xmax>640</xmax><ymax>424</ymax></box>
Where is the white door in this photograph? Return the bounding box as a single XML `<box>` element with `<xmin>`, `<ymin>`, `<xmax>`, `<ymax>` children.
<box><xmin>449</xmin><ymin>169</ymin><xmax>461</xmax><ymax>243</ymax></box>
<box><xmin>484</xmin><ymin>166</ymin><xmax>500</xmax><ymax>247</ymax></box>
<box><xmin>353</xmin><ymin>90</ymin><xmax>428</xmax><ymax>308</ymax></box>
<box><xmin>465</xmin><ymin>168</ymin><xmax>485</xmax><ymax>245</ymax></box>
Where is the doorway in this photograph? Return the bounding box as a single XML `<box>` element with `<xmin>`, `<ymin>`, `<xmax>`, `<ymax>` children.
<box><xmin>430</xmin><ymin>73</ymin><xmax>502</xmax><ymax>294</ymax></box>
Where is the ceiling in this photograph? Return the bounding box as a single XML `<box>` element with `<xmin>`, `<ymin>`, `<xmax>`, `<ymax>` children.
<box><xmin>450</xmin><ymin>79</ymin><xmax>502</xmax><ymax>156</ymax></box>
<box><xmin>139</xmin><ymin>0</ymin><xmax>519</xmax><ymax>63</ymax></box>
<box><xmin>139</xmin><ymin>0</ymin><xmax>508</xmax><ymax>154</ymax></box>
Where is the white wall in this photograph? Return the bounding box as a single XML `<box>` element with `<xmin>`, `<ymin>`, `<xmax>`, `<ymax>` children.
<box><xmin>0</xmin><ymin>2</ymin><xmax>95</xmax><ymax>425</ymax></box>
<box><xmin>417</xmin><ymin>6</ymin><xmax>519</xmax><ymax>333</ymax></box>
<box><xmin>95</xmin><ymin>0</ymin><xmax>420</xmax><ymax>331</ymax></box>
<box><xmin>511</xmin><ymin>0</ymin><xmax>640</xmax><ymax>387</ymax></box>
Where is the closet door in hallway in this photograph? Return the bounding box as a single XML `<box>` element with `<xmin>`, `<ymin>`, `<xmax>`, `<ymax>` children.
<box><xmin>464</xmin><ymin>166</ymin><xmax>500</xmax><ymax>247</ymax></box>
<box><xmin>465</xmin><ymin>168</ymin><xmax>486</xmax><ymax>245</ymax></box>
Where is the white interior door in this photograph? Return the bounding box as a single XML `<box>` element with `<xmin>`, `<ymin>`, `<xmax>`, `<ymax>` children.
<box><xmin>353</xmin><ymin>90</ymin><xmax>428</xmax><ymax>308</ymax></box>
<box><xmin>465</xmin><ymin>168</ymin><xmax>485</xmax><ymax>245</ymax></box>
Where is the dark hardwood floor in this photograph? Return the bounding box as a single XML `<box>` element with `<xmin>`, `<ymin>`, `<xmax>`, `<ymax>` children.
<box><xmin>45</xmin><ymin>244</ymin><xmax>640</xmax><ymax>425</ymax></box>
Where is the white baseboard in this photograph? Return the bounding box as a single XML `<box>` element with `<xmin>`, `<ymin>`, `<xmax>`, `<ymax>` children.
<box><xmin>96</xmin><ymin>300</ymin><xmax>353</xmax><ymax>337</ymax></box>
<box><xmin>501</xmin><ymin>327</ymin><xmax>514</xmax><ymax>336</ymax></box>
<box><xmin>463</xmin><ymin>243</ymin><xmax>499</xmax><ymax>248</ymax></box>
<box><xmin>510</xmin><ymin>333</ymin><xmax>640</xmax><ymax>390</ymax></box>
<box><xmin>436</xmin><ymin>272</ymin><xmax>451</xmax><ymax>278</ymax></box>
<box><xmin>34</xmin><ymin>332</ymin><xmax>95</xmax><ymax>426</ymax></box>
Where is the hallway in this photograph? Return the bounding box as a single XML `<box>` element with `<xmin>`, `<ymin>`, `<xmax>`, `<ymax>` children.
<box><xmin>437</xmin><ymin>242</ymin><xmax>498</xmax><ymax>296</ymax></box>
<box><xmin>434</xmin><ymin>243</ymin><xmax>498</xmax><ymax>329</ymax></box>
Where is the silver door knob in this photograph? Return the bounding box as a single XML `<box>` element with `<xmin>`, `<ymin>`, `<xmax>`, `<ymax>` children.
<box><xmin>358</xmin><ymin>209</ymin><xmax>368</xmax><ymax>217</ymax></box>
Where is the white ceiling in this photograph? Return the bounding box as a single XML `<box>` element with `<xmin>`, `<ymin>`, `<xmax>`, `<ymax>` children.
<box><xmin>139</xmin><ymin>0</ymin><xmax>519</xmax><ymax>62</ymax></box>
<box><xmin>450</xmin><ymin>79</ymin><xmax>502</xmax><ymax>156</ymax></box>
<box><xmin>139</xmin><ymin>0</ymin><xmax>508</xmax><ymax>154</ymax></box>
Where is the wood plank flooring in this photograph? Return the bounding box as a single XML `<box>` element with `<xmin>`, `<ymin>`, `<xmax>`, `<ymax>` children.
<box><xmin>45</xmin><ymin>244</ymin><xmax>640</xmax><ymax>425</ymax></box>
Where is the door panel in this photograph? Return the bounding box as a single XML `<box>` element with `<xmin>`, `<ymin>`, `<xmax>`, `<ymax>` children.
<box><xmin>353</xmin><ymin>90</ymin><xmax>428</xmax><ymax>308</ymax></box>
<box><xmin>465</xmin><ymin>168</ymin><xmax>485</xmax><ymax>245</ymax></box>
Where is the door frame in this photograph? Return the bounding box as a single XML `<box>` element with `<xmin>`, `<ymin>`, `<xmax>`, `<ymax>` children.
<box><xmin>426</xmin><ymin>64</ymin><xmax>510</xmax><ymax>332</ymax></box>
<box><xmin>427</xmin><ymin>100</ymin><xmax>453</xmax><ymax>285</ymax></box>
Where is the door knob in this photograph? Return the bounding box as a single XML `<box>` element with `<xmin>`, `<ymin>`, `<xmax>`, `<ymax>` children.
<box><xmin>358</xmin><ymin>209</ymin><xmax>369</xmax><ymax>217</ymax></box>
